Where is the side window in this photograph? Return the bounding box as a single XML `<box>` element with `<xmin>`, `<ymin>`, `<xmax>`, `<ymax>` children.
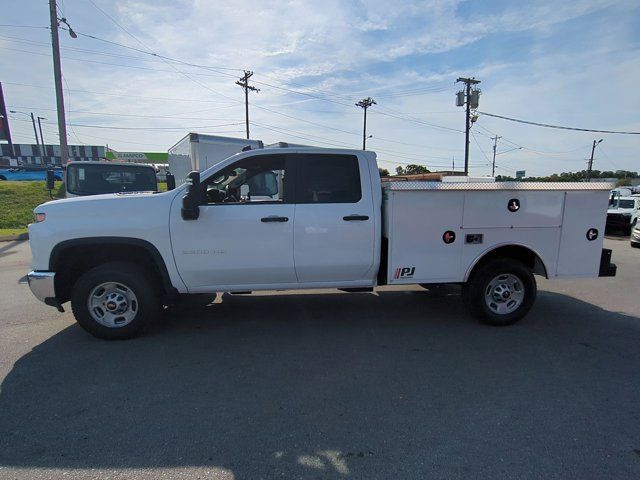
<box><xmin>296</xmin><ymin>154</ymin><xmax>361</xmax><ymax>204</ymax></box>
<box><xmin>203</xmin><ymin>154</ymin><xmax>288</xmax><ymax>204</ymax></box>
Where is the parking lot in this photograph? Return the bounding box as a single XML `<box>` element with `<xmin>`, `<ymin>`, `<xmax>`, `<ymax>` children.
<box><xmin>0</xmin><ymin>237</ymin><xmax>638</xmax><ymax>479</ymax></box>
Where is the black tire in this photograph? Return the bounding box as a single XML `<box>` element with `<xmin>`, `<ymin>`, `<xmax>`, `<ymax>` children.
<box><xmin>71</xmin><ymin>262</ymin><xmax>160</xmax><ymax>339</ymax></box>
<box><xmin>462</xmin><ymin>258</ymin><xmax>536</xmax><ymax>326</ymax></box>
<box><xmin>0</xmin><ymin>175</ymin><xmax>6</xmax><ymax>181</ymax></box>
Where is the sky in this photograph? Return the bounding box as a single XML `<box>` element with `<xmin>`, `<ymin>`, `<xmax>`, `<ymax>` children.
<box><xmin>1</xmin><ymin>0</ymin><xmax>639</xmax><ymax>176</ymax></box>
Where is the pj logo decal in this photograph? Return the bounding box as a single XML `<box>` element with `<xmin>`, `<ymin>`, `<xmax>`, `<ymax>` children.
<box><xmin>394</xmin><ymin>267</ymin><xmax>415</xmax><ymax>279</ymax></box>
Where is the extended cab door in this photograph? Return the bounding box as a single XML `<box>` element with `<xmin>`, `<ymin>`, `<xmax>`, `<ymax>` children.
<box><xmin>293</xmin><ymin>153</ymin><xmax>376</xmax><ymax>284</ymax></box>
<box><xmin>170</xmin><ymin>154</ymin><xmax>297</xmax><ymax>291</ymax></box>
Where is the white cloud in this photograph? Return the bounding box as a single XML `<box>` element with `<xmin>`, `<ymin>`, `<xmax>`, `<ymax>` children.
<box><xmin>0</xmin><ymin>0</ymin><xmax>638</xmax><ymax>176</ymax></box>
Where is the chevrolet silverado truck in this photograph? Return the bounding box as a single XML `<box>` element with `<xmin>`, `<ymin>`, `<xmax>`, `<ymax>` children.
<box><xmin>27</xmin><ymin>145</ymin><xmax>616</xmax><ymax>339</ymax></box>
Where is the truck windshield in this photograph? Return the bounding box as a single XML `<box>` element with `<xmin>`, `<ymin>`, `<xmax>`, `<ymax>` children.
<box><xmin>617</xmin><ymin>200</ymin><xmax>635</xmax><ymax>209</ymax></box>
<box><xmin>66</xmin><ymin>164</ymin><xmax>158</xmax><ymax>196</ymax></box>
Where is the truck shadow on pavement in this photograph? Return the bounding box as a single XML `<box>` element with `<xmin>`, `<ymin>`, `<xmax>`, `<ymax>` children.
<box><xmin>1</xmin><ymin>290</ymin><xmax>640</xmax><ymax>479</ymax></box>
<box><xmin>0</xmin><ymin>240</ymin><xmax>23</xmax><ymax>260</ymax></box>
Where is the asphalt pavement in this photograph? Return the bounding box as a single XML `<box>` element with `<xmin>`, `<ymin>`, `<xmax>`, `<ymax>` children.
<box><xmin>0</xmin><ymin>237</ymin><xmax>639</xmax><ymax>479</ymax></box>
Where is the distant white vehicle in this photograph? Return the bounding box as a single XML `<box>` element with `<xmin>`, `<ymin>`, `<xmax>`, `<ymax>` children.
<box><xmin>168</xmin><ymin>133</ymin><xmax>263</xmax><ymax>187</ymax></box>
<box><xmin>607</xmin><ymin>193</ymin><xmax>639</xmax><ymax>234</ymax></box>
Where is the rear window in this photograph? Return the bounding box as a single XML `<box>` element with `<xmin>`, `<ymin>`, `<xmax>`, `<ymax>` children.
<box><xmin>295</xmin><ymin>154</ymin><xmax>361</xmax><ymax>203</ymax></box>
<box><xmin>67</xmin><ymin>164</ymin><xmax>157</xmax><ymax>195</ymax></box>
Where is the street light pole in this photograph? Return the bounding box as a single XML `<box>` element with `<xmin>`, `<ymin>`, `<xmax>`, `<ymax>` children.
<box><xmin>9</xmin><ymin>110</ymin><xmax>40</xmax><ymax>153</ymax></box>
<box><xmin>37</xmin><ymin>116</ymin><xmax>46</xmax><ymax>161</ymax></box>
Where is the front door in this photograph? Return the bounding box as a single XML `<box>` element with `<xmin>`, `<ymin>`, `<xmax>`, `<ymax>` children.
<box><xmin>293</xmin><ymin>153</ymin><xmax>376</xmax><ymax>284</ymax></box>
<box><xmin>170</xmin><ymin>154</ymin><xmax>297</xmax><ymax>291</ymax></box>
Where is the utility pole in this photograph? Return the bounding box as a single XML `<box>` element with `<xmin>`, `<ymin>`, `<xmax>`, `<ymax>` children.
<box><xmin>456</xmin><ymin>77</ymin><xmax>481</xmax><ymax>176</ymax></box>
<box><xmin>37</xmin><ymin>116</ymin><xmax>46</xmax><ymax>160</ymax></box>
<box><xmin>356</xmin><ymin>97</ymin><xmax>376</xmax><ymax>150</ymax></box>
<box><xmin>236</xmin><ymin>70</ymin><xmax>260</xmax><ymax>139</ymax></box>
<box><xmin>491</xmin><ymin>135</ymin><xmax>501</xmax><ymax>177</ymax></box>
<box><xmin>49</xmin><ymin>0</ymin><xmax>76</xmax><ymax>164</ymax></box>
<box><xmin>586</xmin><ymin>138</ymin><xmax>603</xmax><ymax>182</ymax></box>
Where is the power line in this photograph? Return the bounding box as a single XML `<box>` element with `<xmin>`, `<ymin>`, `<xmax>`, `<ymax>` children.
<box><xmin>3</xmin><ymin>81</ymin><xmax>237</xmax><ymax>104</ymax></box>
<box><xmin>479</xmin><ymin>111</ymin><xmax>640</xmax><ymax>135</ymax></box>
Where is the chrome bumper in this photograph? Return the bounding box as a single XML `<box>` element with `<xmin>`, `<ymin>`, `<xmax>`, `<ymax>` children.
<box><xmin>27</xmin><ymin>271</ymin><xmax>56</xmax><ymax>304</ymax></box>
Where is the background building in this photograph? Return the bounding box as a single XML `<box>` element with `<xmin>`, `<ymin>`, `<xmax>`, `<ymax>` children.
<box><xmin>0</xmin><ymin>143</ymin><xmax>106</xmax><ymax>167</ymax></box>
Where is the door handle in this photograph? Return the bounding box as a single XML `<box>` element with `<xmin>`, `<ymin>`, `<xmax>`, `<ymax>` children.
<box><xmin>261</xmin><ymin>216</ymin><xmax>289</xmax><ymax>222</ymax></box>
<box><xmin>343</xmin><ymin>215</ymin><xmax>369</xmax><ymax>221</ymax></box>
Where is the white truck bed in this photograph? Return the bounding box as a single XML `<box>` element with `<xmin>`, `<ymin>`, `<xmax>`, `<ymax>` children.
<box><xmin>382</xmin><ymin>181</ymin><xmax>613</xmax><ymax>284</ymax></box>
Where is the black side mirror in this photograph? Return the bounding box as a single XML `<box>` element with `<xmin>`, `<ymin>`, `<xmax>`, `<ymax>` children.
<box><xmin>166</xmin><ymin>172</ymin><xmax>176</xmax><ymax>191</ymax></box>
<box><xmin>181</xmin><ymin>171</ymin><xmax>201</xmax><ymax>220</ymax></box>
<box><xmin>46</xmin><ymin>168</ymin><xmax>55</xmax><ymax>191</ymax></box>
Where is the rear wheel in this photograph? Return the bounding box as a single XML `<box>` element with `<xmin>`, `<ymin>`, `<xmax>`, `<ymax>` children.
<box><xmin>71</xmin><ymin>262</ymin><xmax>160</xmax><ymax>339</ymax></box>
<box><xmin>462</xmin><ymin>258</ymin><xmax>536</xmax><ymax>326</ymax></box>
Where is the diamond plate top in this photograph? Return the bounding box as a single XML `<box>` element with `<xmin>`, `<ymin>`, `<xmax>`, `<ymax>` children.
<box><xmin>382</xmin><ymin>181</ymin><xmax>615</xmax><ymax>191</ymax></box>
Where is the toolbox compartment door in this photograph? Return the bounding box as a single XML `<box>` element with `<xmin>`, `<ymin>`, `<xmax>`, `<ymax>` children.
<box><xmin>462</xmin><ymin>191</ymin><xmax>564</xmax><ymax>228</ymax></box>
<box><xmin>556</xmin><ymin>191</ymin><xmax>608</xmax><ymax>277</ymax></box>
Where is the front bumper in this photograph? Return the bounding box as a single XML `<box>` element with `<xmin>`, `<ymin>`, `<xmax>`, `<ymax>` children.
<box><xmin>27</xmin><ymin>271</ymin><xmax>63</xmax><ymax>311</ymax></box>
<box><xmin>606</xmin><ymin>213</ymin><xmax>631</xmax><ymax>229</ymax></box>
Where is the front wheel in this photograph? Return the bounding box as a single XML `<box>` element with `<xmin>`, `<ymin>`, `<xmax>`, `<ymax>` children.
<box><xmin>462</xmin><ymin>258</ymin><xmax>536</xmax><ymax>326</ymax></box>
<box><xmin>71</xmin><ymin>262</ymin><xmax>160</xmax><ymax>339</ymax></box>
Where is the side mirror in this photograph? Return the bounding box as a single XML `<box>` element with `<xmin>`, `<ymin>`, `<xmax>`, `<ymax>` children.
<box><xmin>181</xmin><ymin>171</ymin><xmax>202</xmax><ymax>220</ymax></box>
<box><xmin>166</xmin><ymin>172</ymin><xmax>176</xmax><ymax>191</ymax></box>
<box><xmin>46</xmin><ymin>168</ymin><xmax>55</xmax><ymax>191</ymax></box>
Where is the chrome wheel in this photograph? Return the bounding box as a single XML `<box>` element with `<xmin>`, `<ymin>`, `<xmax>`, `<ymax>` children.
<box><xmin>88</xmin><ymin>282</ymin><xmax>138</xmax><ymax>328</ymax></box>
<box><xmin>484</xmin><ymin>273</ymin><xmax>525</xmax><ymax>315</ymax></box>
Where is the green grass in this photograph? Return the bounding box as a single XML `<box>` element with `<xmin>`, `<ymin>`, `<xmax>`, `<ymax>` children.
<box><xmin>0</xmin><ymin>181</ymin><xmax>65</xmax><ymax>230</ymax></box>
<box><xmin>0</xmin><ymin>227</ymin><xmax>28</xmax><ymax>237</ymax></box>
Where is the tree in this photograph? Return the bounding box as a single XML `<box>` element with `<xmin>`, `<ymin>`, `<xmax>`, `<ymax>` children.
<box><xmin>616</xmin><ymin>178</ymin><xmax>632</xmax><ymax>187</ymax></box>
<box><xmin>378</xmin><ymin>168</ymin><xmax>390</xmax><ymax>177</ymax></box>
<box><xmin>395</xmin><ymin>166</ymin><xmax>405</xmax><ymax>175</ymax></box>
<box><xmin>404</xmin><ymin>164</ymin><xmax>430</xmax><ymax>175</ymax></box>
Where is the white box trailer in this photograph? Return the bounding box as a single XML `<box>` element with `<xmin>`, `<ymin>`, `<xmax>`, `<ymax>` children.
<box><xmin>382</xmin><ymin>181</ymin><xmax>613</xmax><ymax>284</ymax></box>
<box><xmin>168</xmin><ymin>133</ymin><xmax>263</xmax><ymax>186</ymax></box>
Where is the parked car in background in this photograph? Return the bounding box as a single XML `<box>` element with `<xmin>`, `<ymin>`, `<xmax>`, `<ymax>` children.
<box><xmin>607</xmin><ymin>194</ymin><xmax>639</xmax><ymax>234</ymax></box>
<box><xmin>0</xmin><ymin>167</ymin><xmax>63</xmax><ymax>181</ymax></box>
<box><xmin>65</xmin><ymin>161</ymin><xmax>158</xmax><ymax>197</ymax></box>
<box><xmin>631</xmin><ymin>222</ymin><xmax>640</xmax><ymax>248</ymax></box>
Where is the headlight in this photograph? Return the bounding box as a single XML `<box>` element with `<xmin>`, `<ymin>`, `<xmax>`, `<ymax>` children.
<box><xmin>622</xmin><ymin>213</ymin><xmax>632</xmax><ymax>218</ymax></box>
<box><xmin>34</xmin><ymin>212</ymin><xmax>46</xmax><ymax>223</ymax></box>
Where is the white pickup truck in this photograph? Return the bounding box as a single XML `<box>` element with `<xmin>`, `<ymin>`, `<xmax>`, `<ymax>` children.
<box><xmin>27</xmin><ymin>145</ymin><xmax>616</xmax><ymax>339</ymax></box>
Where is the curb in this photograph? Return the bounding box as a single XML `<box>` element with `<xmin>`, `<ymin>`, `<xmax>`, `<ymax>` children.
<box><xmin>0</xmin><ymin>233</ymin><xmax>29</xmax><ymax>242</ymax></box>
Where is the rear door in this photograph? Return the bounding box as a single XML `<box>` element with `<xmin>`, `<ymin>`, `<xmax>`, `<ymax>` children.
<box><xmin>293</xmin><ymin>153</ymin><xmax>376</xmax><ymax>284</ymax></box>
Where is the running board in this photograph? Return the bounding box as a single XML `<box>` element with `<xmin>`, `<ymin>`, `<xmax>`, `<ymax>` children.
<box><xmin>338</xmin><ymin>287</ymin><xmax>374</xmax><ymax>293</ymax></box>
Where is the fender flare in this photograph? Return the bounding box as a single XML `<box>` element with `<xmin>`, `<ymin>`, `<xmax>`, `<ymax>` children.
<box><xmin>50</xmin><ymin>237</ymin><xmax>176</xmax><ymax>296</ymax></box>
<box><xmin>464</xmin><ymin>242</ymin><xmax>549</xmax><ymax>281</ymax></box>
